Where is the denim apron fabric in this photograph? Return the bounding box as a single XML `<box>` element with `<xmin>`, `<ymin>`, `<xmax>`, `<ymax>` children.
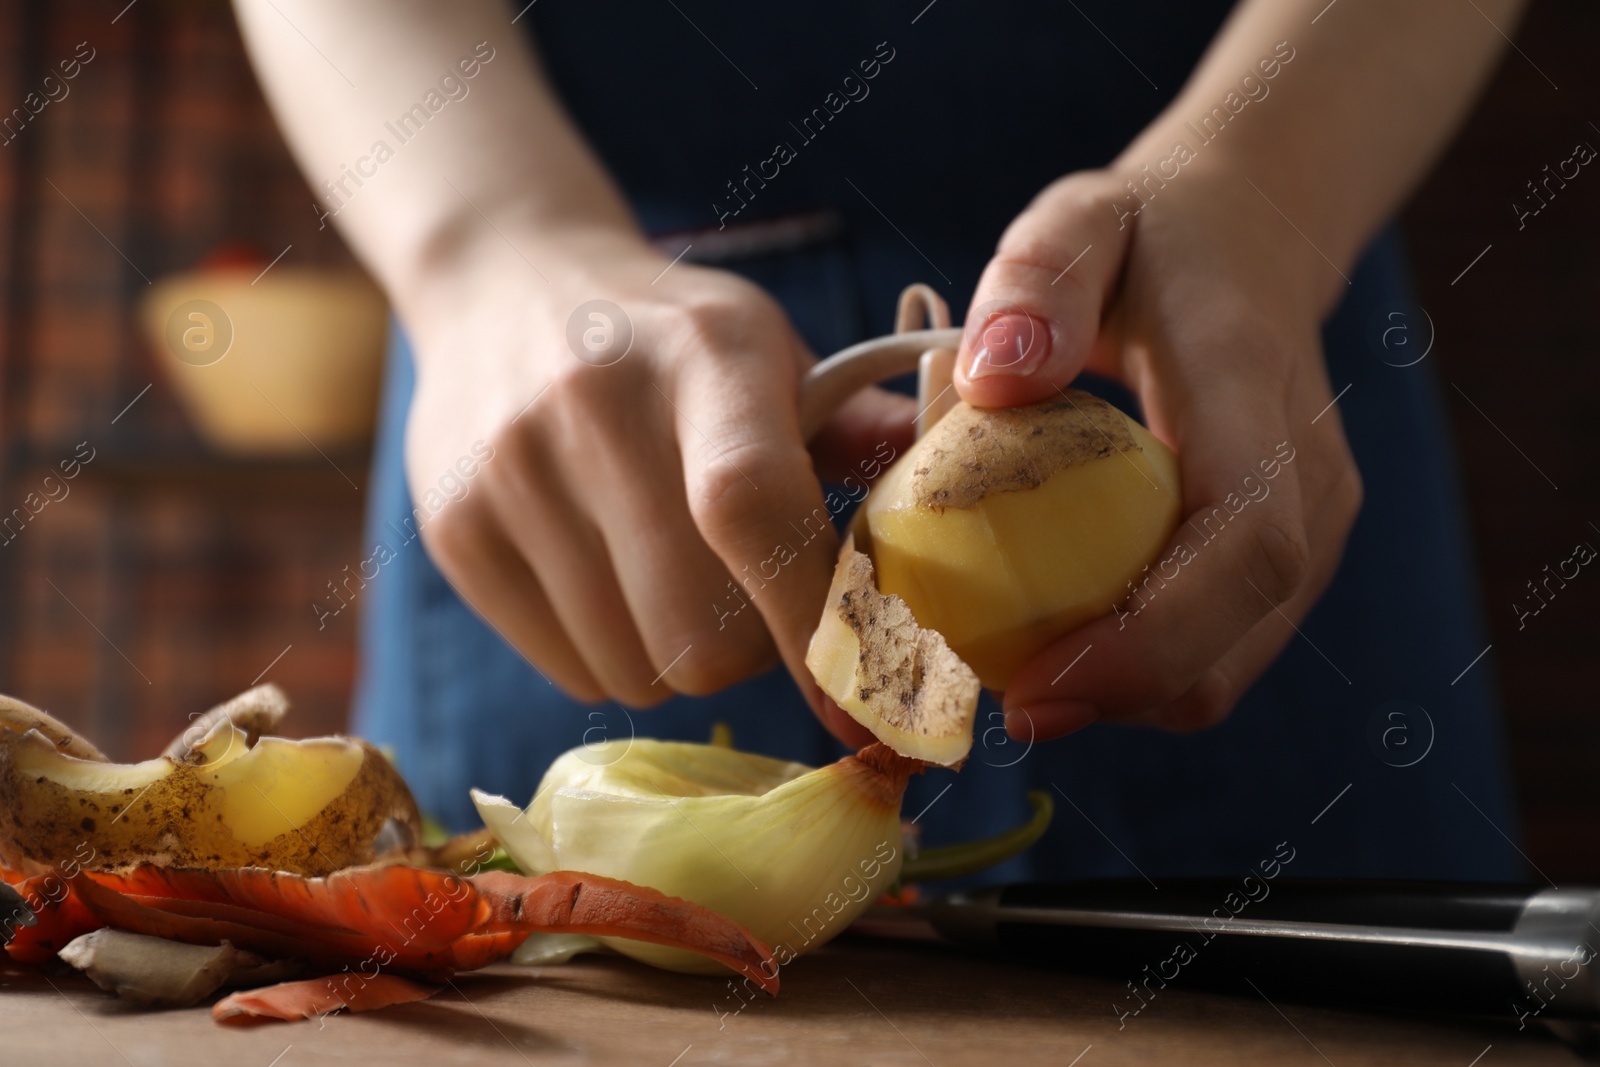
<box><xmin>352</xmin><ymin>1</ymin><xmax>1522</xmax><ymax>883</ymax></box>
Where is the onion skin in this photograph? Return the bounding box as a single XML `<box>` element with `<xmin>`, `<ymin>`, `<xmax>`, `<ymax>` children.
<box><xmin>474</xmin><ymin>741</ymin><xmax>921</xmax><ymax>975</ymax></box>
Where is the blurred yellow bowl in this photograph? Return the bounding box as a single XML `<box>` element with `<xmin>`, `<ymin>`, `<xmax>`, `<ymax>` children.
<box><xmin>139</xmin><ymin>267</ymin><xmax>389</xmax><ymax>456</ymax></box>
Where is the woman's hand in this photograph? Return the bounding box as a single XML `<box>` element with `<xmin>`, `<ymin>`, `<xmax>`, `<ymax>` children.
<box><xmin>957</xmin><ymin>165</ymin><xmax>1363</xmax><ymax>739</ymax></box>
<box><xmin>399</xmin><ymin>224</ymin><xmax>901</xmax><ymax>742</ymax></box>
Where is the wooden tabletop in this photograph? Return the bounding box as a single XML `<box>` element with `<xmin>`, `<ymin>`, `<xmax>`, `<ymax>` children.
<box><xmin>4</xmin><ymin>932</ymin><xmax>1585</xmax><ymax>1067</ymax></box>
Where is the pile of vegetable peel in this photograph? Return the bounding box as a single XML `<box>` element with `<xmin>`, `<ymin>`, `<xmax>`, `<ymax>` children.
<box><xmin>0</xmin><ymin>687</ymin><xmax>780</xmax><ymax>1025</ymax></box>
<box><xmin>2</xmin><ymin>683</ymin><xmax>1052</xmax><ymax>1027</ymax></box>
<box><xmin>8</xmin><ymin>863</ymin><xmax>778</xmax><ymax>1022</ymax></box>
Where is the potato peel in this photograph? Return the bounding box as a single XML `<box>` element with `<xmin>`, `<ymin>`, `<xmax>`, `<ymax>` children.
<box><xmin>805</xmin><ymin>535</ymin><xmax>980</xmax><ymax>766</ymax></box>
<box><xmin>0</xmin><ymin>692</ymin><xmax>420</xmax><ymax>877</ymax></box>
<box><xmin>0</xmin><ymin>694</ymin><xmax>106</xmax><ymax>762</ymax></box>
<box><xmin>163</xmin><ymin>684</ymin><xmax>289</xmax><ymax>761</ymax></box>
<box><xmin>908</xmin><ymin>392</ymin><xmax>1139</xmax><ymax>510</ymax></box>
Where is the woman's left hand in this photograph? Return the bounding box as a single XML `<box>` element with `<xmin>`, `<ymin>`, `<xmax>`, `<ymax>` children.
<box><xmin>955</xmin><ymin>163</ymin><xmax>1364</xmax><ymax>739</ymax></box>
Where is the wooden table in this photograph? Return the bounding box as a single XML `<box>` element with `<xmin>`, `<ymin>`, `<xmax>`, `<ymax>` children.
<box><xmin>4</xmin><ymin>932</ymin><xmax>1585</xmax><ymax>1066</ymax></box>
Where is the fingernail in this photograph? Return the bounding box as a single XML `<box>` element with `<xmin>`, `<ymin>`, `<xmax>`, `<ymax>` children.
<box><xmin>964</xmin><ymin>312</ymin><xmax>1049</xmax><ymax>380</ymax></box>
<box><xmin>1008</xmin><ymin>700</ymin><xmax>1098</xmax><ymax>739</ymax></box>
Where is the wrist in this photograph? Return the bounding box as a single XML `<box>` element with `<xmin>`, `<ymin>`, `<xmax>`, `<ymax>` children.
<box><xmin>394</xmin><ymin>213</ymin><xmax>662</xmax><ymax>355</ymax></box>
<box><xmin>1115</xmin><ymin>117</ymin><xmax>1362</xmax><ymax>318</ymax></box>
<box><xmin>1107</xmin><ymin>136</ymin><xmax>1347</xmax><ymax>321</ymax></box>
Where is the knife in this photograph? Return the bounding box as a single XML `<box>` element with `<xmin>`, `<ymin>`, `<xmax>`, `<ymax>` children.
<box><xmin>894</xmin><ymin>880</ymin><xmax>1600</xmax><ymax>1022</ymax></box>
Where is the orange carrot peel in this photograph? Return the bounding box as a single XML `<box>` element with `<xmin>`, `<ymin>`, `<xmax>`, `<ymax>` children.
<box><xmin>212</xmin><ymin>973</ymin><xmax>441</xmax><ymax>1026</ymax></box>
<box><xmin>4</xmin><ymin>874</ymin><xmax>98</xmax><ymax>964</ymax></box>
<box><xmin>7</xmin><ymin>864</ymin><xmax>779</xmax><ymax>997</ymax></box>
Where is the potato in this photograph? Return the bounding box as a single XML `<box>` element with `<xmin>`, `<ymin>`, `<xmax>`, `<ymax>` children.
<box><xmin>863</xmin><ymin>392</ymin><xmax>1181</xmax><ymax>689</ymax></box>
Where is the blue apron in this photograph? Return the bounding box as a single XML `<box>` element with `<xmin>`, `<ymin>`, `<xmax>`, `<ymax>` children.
<box><xmin>352</xmin><ymin>1</ymin><xmax>1522</xmax><ymax>884</ymax></box>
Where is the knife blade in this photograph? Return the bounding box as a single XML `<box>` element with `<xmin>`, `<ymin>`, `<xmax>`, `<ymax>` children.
<box><xmin>888</xmin><ymin>879</ymin><xmax>1600</xmax><ymax>1022</ymax></box>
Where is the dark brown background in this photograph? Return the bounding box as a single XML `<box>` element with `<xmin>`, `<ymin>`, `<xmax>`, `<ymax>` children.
<box><xmin>0</xmin><ymin>2</ymin><xmax>1594</xmax><ymax>877</ymax></box>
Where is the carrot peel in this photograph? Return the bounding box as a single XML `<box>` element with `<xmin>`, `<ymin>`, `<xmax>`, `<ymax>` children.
<box><xmin>5</xmin><ymin>874</ymin><xmax>99</xmax><ymax>963</ymax></box>
<box><xmin>48</xmin><ymin>864</ymin><xmax>777</xmax><ymax>995</ymax></box>
<box><xmin>213</xmin><ymin>973</ymin><xmax>440</xmax><ymax>1025</ymax></box>
<box><xmin>472</xmin><ymin>870</ymin><xmax>780</xmax><ymax>995</ymax></box>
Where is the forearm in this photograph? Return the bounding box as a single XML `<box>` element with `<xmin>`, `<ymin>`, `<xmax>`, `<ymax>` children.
<box><xmin>1117</xmin><ymin>0</ymin><xmax>1526</xmax><ymax>309</ymax></box>
<box><xmin>232</xmin><ymin>0</ymin><xmax>644</xmax><ymax>310</ymax></box>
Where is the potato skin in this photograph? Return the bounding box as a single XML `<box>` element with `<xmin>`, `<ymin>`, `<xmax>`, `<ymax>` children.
<box><xmin>0</xmin><ymin>694</ymin><xmax>107</xmax><ymax>761</ymax></box>
<box><xmin>806</xmin><ymin>537</ymin><xmax>979</xmax><ymax>767</ymax></box>
<box><xmin>0</xmin><ymin>732</ymin><xmax>418</xmax><ymax>877</ymax></box>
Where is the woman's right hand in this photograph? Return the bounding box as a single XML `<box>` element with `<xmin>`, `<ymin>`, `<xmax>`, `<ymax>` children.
<box><xmin>397</xmin><ymin>223</ymin><xmax>903</xmax><ymax>742</ymax></box>
<box><xmin>232</xmin><ymin>0</ymin><xmax>905</xmax><ymax>740</ymax></box>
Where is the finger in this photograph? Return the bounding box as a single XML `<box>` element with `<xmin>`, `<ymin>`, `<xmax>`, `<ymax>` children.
<box><xmin>1002</xmin><ymin>352</ymin><xmax>1311</xmax><ymax>728</ymax></box>
<box><xmin>671</xmin><ymin>335</ymin><xmax>843</xmax><ymax>725</ymax></box>
<box><xmin>955</xmin><ymin>173</ymin><xmax>1134</xmax><ymax>408</ymax></box>
<box><xmin>478</xmin><ymin>432</ymin><xmax>667</xmax><ymax>708</ymax></box>
<box><xmin>586</xmin><ymin>421</ymin><xmax>783</xmax><ymax>697</ymax></box>
<box><xmin>808</xmin><ymin>385</ymin><xmax>916</xmax><ymax>484</ymax></box>
<box><xmin>418</xmin><ymin>495</ymin><xmax>605</xmax><ymax>702</ymax></box>
<box><xmin>821</xmin><ymin>696</ymin><xmax>878</xmax><ymax>749</ymax></box>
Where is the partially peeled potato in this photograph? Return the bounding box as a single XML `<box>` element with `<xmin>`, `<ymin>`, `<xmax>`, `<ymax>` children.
<box><xmin>807</xmin><ymin>391</ymin><xmax>1182</xmax><ymax>765</ymax></box>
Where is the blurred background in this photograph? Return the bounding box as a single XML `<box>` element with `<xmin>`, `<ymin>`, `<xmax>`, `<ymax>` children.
<box><xmin>0</xmin><ymin>1</ymin><xmax>1594</xmax><ymax>877</ymax></box>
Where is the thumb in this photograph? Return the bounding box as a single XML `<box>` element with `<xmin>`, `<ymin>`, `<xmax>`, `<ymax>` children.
<box><xmin>956</xmin><ymin>173</ymin><xmax>1134</xmax><ymax>408</ymax></box>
